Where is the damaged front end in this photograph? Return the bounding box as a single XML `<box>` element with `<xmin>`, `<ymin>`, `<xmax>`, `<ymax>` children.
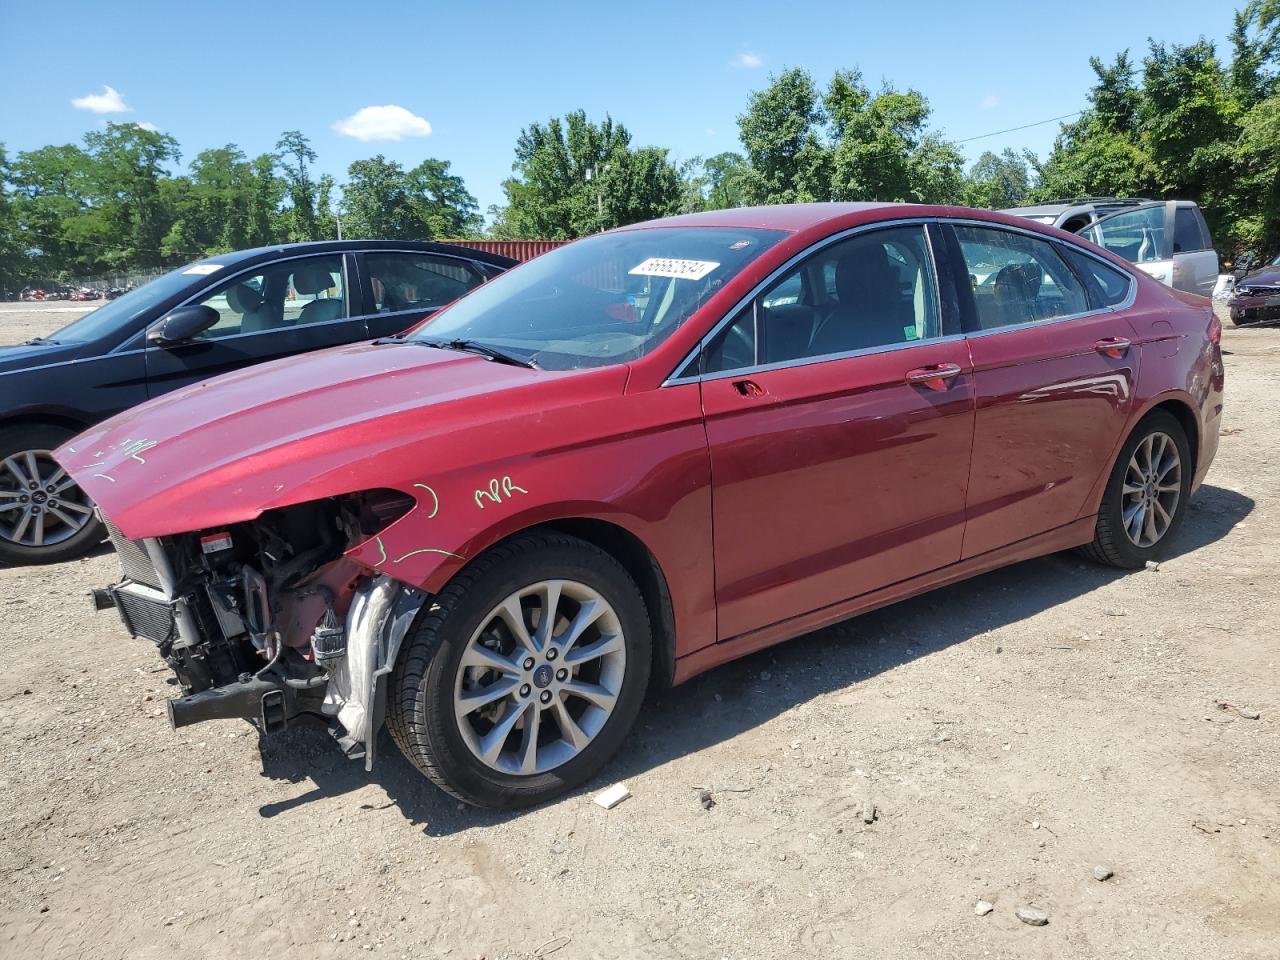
<box><xmin>94</xmin><ymin>491</ymin><xmax>427</xmax><ymax>768</ymax></box>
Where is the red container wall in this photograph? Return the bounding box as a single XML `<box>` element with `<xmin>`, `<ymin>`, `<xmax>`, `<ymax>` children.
<box><xmin>443</xmin><ymin>239</ymin><xmax>569</xmax><ymax>262</ymax></box>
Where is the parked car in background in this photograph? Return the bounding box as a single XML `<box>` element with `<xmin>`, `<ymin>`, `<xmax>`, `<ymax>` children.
<box><xmin>1078</xmin><ymin>201</ymin><xmax>1218</xmax><ymax>296</ymax></box>
<box><xmin>1228</xmin><ymin>252</ymin><xmax>1280</xmax><ymax>325</ymax></box>
<box><xmin>62</xmin><ymin>202</ymin><xmax>1223</xmax><ymax>809</ymax></box>
<box><xmin>0</xmin><ymin>240</ymin><xmax>514</xmax><ymax>565</ymax></box>
<box><xmin>1002</xmin><ymin>196</ymin><xmax>1154</xmax><ymax>233</ymax></box>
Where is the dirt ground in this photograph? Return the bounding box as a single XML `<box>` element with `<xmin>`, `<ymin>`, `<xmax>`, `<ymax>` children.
<box><xmin>1</xmin><ymin>300</ymin><xmax>1277</xmax><ymax>960</ymax></box>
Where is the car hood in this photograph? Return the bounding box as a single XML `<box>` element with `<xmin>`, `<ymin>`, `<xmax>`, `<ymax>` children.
<box><xmin>0</xmin><ymin>339</ymin><xmax>85</xmax><ymax>374</ymax></box>
<box><xmin>1237</xmin><ymin>267</ymin><xmax>1280</xmax><ymax>289</ymax></box>
<box><xmin>57</xmin><ymin>340</ymin><xmax>626</xmax><ymax>539</ymax></box>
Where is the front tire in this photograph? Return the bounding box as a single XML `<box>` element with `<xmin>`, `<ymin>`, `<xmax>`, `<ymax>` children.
<box><xmin>0</xmin><ymin>424</ymin><xmax>104</xmax><ymax>566</ymax></box>
<box><xmin>387</xmin><ymin>532</ymin><xmax>652</xmax><ymax>808</ymax></box>
<box><xmin>1079</xmin><ymin>410</ymin><xmax>1192</xmax><ymax>569</ymax></box>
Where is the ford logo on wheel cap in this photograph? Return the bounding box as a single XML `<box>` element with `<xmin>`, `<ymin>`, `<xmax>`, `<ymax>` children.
<box><xmin>533</xmin><ymin>664</ymin><xmax>554</xmax><ymax>689</ymax></box>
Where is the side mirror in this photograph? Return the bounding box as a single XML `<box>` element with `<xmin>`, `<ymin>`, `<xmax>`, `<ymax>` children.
<box><xmin>147</xmin><ymin>304</ymin><xmax>220</xmax><ymax>345</ymax></box>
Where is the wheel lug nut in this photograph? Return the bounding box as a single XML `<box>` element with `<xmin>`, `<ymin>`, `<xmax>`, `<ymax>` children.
<box><xmin>519</xmin><ymin>684</ymin><xmax>531</xmax><ymax>697</ymax></box>
<box><xmin>539</xmin><ymin>690</ymin><xmax>552</xmax><ymax>704</ymax></box>
<box><xmin>545</xmin><ymin>647</ymin><xmax>558</xmax><ymax>661</ymax></box>
<box><xmin>19</xmin><ymin>495</ymin><xmax>28</xmax><ymax>503</ymax></box>
<box><xmin>28</xmin><ymin>482</ymin><xmax>38</xmax><ymax>490</ymax></box>
<box><xmin>523</xmin><ymin>657</ymin><xmax>535</xmax><ymax>670</ymax></box>
<box><xmin>556</xmin><ymin>668</ymin><xmax>568</xmax><ymax>682</ymax></box>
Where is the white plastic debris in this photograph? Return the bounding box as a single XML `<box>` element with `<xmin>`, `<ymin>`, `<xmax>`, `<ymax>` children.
<box><xmin>593</xmin><ymin>783</ymin><xmax>631</xmax><ymax>809</ymax></box>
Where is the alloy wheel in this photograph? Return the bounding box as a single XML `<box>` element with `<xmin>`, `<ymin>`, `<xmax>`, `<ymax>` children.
<box><xmin>0</xmin><ymin>449</ymin><xmax>94</xmax><ymax>548</ymax></box>
<box><xmin>453</xmin><ymin>579</ymin><xmax>627</xmax><ymax>776</ymax></box>
<box><xmin>1121</xmin><ymin>431</ymin><xmax>1182</xmax><ymax>548</ymax></box>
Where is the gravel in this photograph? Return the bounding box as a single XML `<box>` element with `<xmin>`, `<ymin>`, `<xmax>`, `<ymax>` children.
<box><xmin>2</xmin><ymin>303</ymin><xmax>1277</xmax><ymax>959</ymax></box>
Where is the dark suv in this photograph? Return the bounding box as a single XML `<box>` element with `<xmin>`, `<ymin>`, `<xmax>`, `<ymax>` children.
<box><xmin>0</xmin><ymin>240</ymin><xmax>514</xmax><ymax>564</ymax></box>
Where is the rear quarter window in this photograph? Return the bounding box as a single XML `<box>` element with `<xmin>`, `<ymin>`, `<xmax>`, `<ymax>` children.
<box><xmin>1062</xmin><ymin>247</ymin><xmax>1133</xmax><ymax>308</ymax></box>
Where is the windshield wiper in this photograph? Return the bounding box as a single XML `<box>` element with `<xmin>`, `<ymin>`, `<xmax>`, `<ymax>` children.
<box><xmin>417</xmin><ymin>338</ymin><xmax>538</xmax><ymax>369</ymax></box>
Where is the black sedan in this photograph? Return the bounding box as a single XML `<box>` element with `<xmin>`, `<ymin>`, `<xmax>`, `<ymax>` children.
<box><xmin>0</xmin><ymin>240</ymin><xmax>515</xmax><ymax>564</ymax></box>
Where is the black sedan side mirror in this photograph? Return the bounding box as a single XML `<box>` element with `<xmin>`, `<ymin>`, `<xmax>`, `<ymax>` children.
<box><xmin>147</xmin><ymin>304</ymin><xmax>220</xmax><ymax>345</ymax></box>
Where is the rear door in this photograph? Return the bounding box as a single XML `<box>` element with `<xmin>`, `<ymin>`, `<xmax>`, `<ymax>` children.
<box><xmin>699</xmin><ymin>222</ymin><xmax>975</xmax><ymax>640</ymax></box>
<box><xmin>1171</xmin><ymin>204</ymin><xmax>1218</xmax><ymax>297</ymax></box>
<box><xmin>946</xmin><ymin>222</ymin><xmax>1138</xmax><ymax>557</ymax></box>
<box><xmin>356</xmin><ymin>250</ymin><xmax>494</xmax><ymax>339</ymax></box>
<box><xmin>144</xmin><ymin>254</ymin><xmax>368</xmax><ymax>397</ymax></box>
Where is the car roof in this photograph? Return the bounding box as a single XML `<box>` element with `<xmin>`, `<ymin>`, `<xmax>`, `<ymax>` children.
<box><xmin>197</xmin><ymin>239</ymin><xmax>516</xmax><ymax>268</ymax></box>
<box><xmin>622</xmin><ymin>202</ymin><xmax>909</xmax><ymax>233</ymax></box>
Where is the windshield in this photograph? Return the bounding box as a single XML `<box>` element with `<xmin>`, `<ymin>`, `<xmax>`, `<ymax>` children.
<box><xmin>49</xmin><ymin>263</ymin><xmax>222</xmax><ymax>342</ymax></box>
<box><xmin>410</xmin><ymin>227</ymin><xmax>787</xmax><ymax>369</ymax></box>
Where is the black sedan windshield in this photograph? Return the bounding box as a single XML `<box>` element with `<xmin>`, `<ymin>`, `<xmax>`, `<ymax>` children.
<box><xmin>50</xmin><ymin>263</ymin><xmax>222</xmax><ymax>342</ymax></box>
<box><xmin>412</xmin><ymin>227</ymin><xmax>786</xmax><ymax>369</ymax></box>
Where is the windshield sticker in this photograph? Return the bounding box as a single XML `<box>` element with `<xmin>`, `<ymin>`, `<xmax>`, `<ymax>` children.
<box><xmin>182</xmin><ymin>264</ymin><xmax>222</xmax><ymax>276</ymax></box>
<box><xmin>628</xmin><ymin>258</ymin><xmax>720</xmax><ymax>281</ymax></box>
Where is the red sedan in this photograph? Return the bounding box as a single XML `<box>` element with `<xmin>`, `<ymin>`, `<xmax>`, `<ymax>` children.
<box><xmin>60</xmin><ymin>203</ymin><xmax>1224</xmax><ymax>808</ymax></box>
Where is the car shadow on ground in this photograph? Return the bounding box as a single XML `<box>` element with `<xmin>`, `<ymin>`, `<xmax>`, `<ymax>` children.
<box><xmin>254</xmin><ymin>483</ymin><xmax>1253</xmax><ymax>834</ymax></box>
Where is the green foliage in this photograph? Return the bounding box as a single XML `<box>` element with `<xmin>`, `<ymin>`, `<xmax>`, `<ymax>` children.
<box><xmin>733</xmin><ymin>67</ymin><xmax>967</xmax><ymax>207</ymax></box>
<box><xmin>1036</xmin><ymin>7</ymin><xmax>1280</xmax><ymax>253</ymax></box>
<box><xmin>737</xmin><ymin>68</ymin><xmax>831</xmax><ymax>204</ymax></box>
<box><xmin>0</xmin><ymin>126</ymin><xmax>481</xmax><ymax>285</ymax></box>
<box><xmin>4</xmin><ymin>2</ymin><xmax>1278</xmax><ymax>284</ymax></box>
<box><xmin>965</xmin><ymin>149</ymin><xmax>1035</xmax><ymax>209</ymax></box>
<box><xmin>492</xmin><ymin>111</ymin><xmax>684</xmax><ymax>239</ymax></box>
<box><xmin>342</xmin><ymin>155</ymin><xmax>480</xmax><ymax>240</ymax></box>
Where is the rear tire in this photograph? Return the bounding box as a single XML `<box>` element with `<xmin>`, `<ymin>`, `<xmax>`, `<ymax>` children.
<box><xmin>387</xmin><ymin>532</ymin><xmax>651</xmax><ymax>808</ymax></box>
<box><xmin>0</xmin><ymin>424</ymin><xmax>104</xmax><ymax>566</ymax></box>
<box><xmin>1079</xmin><ymin>410</ymin><xmax>1192</xmax><ymax>569</ymax></box>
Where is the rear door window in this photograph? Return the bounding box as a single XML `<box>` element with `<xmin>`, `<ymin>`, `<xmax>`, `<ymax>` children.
<box><xmin>1174</xmin><ymin>207</ymin><xmax>1208</xmax><ymax>253</ymax></box>
<box><xmin>364</xmin><ymin>252</ymin><xmax>489</xmax><ymax>313</ymax></box>
<box><xmin>953</xmin><ymin>226</ymin><xmax>1088</xmax><ymax>330</ymax></box>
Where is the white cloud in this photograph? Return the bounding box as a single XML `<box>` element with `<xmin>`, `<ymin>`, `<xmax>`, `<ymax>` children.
<box><xmin>705</xmin><ymin>127</ymin><xmax>717</xmax><ymax>136</ymax></box>
<box><xmin>733</xmin><ymin>51</ymin><xmax>763</xmax><ymax>69</ymax></box>
<box><xmin>136</xmin><ymin>121</ymin><xmax>159</xmax><ymax>131</ymax></box>
<box><xmin>72</xmin><ymin>84</ymin><xmax>130</xmax><ymax>114</ymax></box>
<box><xmin>980</xmin><ymin>94</ymin><xmax>1000</xmax><ymax>109</ymax></box>
<box><xmin>333</xmin><ymin>105</ymin><xmax>432</xmax><ymax>142</ymax></box>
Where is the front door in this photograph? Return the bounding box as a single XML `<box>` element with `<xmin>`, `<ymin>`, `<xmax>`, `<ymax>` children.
<box><xmin>144</xmin><ymin>254</ymin><xmax>368</xmax><ymax>397</ymax></box>
<box><xmin>701</xmin><ymin>223</ymin><xmax>975</xmax><ymax>641</ymax></box>
<box><xmin>947</xmin><ymin>223</ymin><xmax>1139</xmax><ymax>557</ymax></box>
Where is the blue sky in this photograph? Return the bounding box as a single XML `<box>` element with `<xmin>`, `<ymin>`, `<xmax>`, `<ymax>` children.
<box><xmin>0</xmin><ymin>0</ymin><xmax>1237</xmax><ymax>218</ymax></box>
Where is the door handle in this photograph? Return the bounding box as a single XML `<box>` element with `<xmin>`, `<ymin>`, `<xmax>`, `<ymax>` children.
<box><xmin>733</xmin><ymin>378</ymin><xmax>765</xmax><ymax>398</ymax></box>
<box><xmin>1093</xmin><ymin>336</ymin><xmax>1132</xmax><ymax>357</ymax></box>
<box><xmin>904</xmin><ymin>363</ymin><xmax>962</xmax><ymax>391</ymax></box>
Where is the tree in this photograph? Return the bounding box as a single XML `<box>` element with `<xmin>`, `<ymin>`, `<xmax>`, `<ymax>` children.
<box><xmin>80</xmin><ymin>122</ymin><xmax>183</xmax><ymax>269</ymax></box>
<box><xmin>0</xmin><ymin>145</ymin><xmax>32</xmax><ymax>293</ymax></box>
<box><xmin>737</xmin><ymin>68</ymin><xmax>831</xmax><ymax>204</ymax></box>
<box><xmin>1035</xmin><ymin>53</ymin><xmax>1160</xmax><ymax>201</ymax></box>
<box><xmin>342</xmin><ymin>156</ymin><xmax>417</xmax><ymax>239</ymax></box>
<box><xmin>701</xmin><ymin>152</ymin><xmax>748</xmax><ymax>209</ymax></box>
<box><xmin>965</xmin><ymin>149</ymin><xmax>1034</xmax><ymax>209</ymax></box>
<box><xmin>824</xmin><ymin>70</ymin><xmax>966</xmax><ymax>203</ymax></box>
<box><xmin>495</xmin><ymin>111</ymin><xmax>684</xmax><ymax>238</ymax></box>
<box><xmin>276</xmin><ymin>130</ymin><xmax>318</xmax><ymax>242</ymax></box>
<box><xmin>342</xmin><ymin>155</ymin><xmax>482</xmax><ymax>240</ymax></box>
<box><xmin>403</xmin><ymin>158</ymin><xmax>482</xmax><ymax>237</ymax></box>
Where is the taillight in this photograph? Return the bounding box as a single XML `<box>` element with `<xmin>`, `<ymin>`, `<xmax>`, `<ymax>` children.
<box><xmin>1207</xmin><ymin>311</ymin><xmax>1221</xmax><ymax>345</ymax></box>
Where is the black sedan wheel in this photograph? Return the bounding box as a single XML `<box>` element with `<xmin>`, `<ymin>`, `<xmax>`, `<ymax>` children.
<box><xmin>0</xmin><ymin>425</ymin><xmax>104</xmax><ymax>565</ymax></box>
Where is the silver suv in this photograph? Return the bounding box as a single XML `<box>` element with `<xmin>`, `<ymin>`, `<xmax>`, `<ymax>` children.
<box><xmin>1078</xmin><ymin>201</ymin><xmax>1218</xmax><ymax>297</ymax></box>
<box><xmin>1001</xmin><ymin>197</ymin><xmax>1154</xmax><ymax>233</ymax></box>
<box><xmin>1004</xmin><ymin>198</ymin><xmax>1219</xmax><ymax>297</ymax></box>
